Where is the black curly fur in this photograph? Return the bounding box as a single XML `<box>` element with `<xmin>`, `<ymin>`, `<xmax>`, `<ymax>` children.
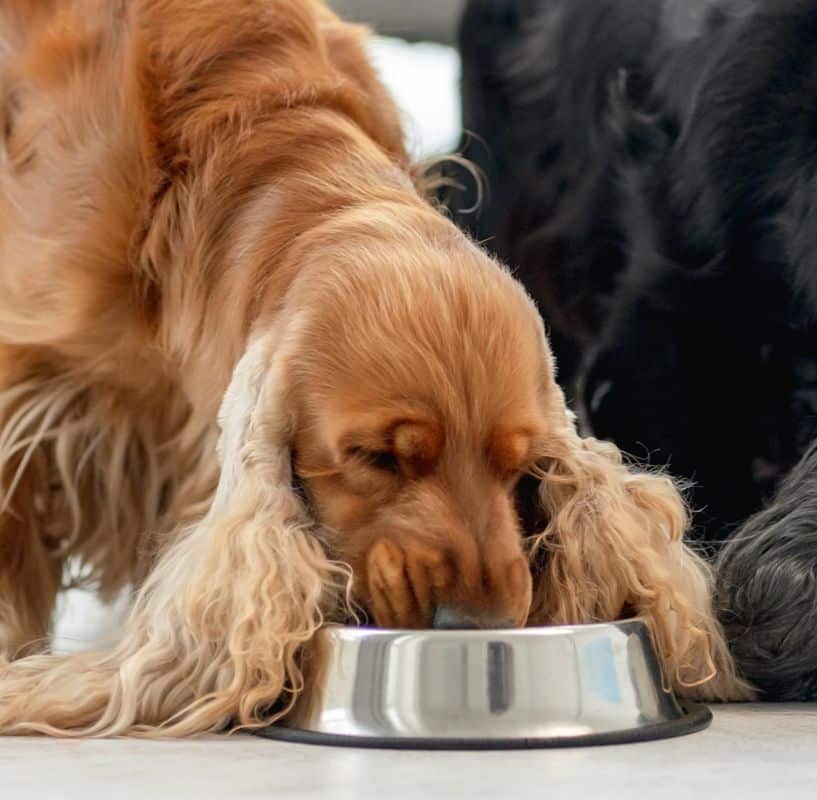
<box><xmin>718</xmin><ymin>443</ymin><xmax>817</xmax><ymax>700</ymax></box>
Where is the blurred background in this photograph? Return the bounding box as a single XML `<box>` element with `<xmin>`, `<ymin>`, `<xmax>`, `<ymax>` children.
<box><xmin>329</xmin><ymin>1</ymin><xmax>466</xmax><ymax>159</ymax></box>
<box><xmin>330</xmin><ymin>0</ymin><xmax>465</xmax><ymax>43</ymax></box>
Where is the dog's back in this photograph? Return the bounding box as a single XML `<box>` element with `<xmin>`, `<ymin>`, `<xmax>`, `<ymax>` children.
<box><xmin>0</xmin><ymin>0</ymin><xmax>407</xmax><ymax>390</ymax></box>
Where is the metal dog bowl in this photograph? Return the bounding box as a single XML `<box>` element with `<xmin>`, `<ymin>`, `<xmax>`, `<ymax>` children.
<box><xmin>255</xmin><ymin>619</ymin><xmax>711</xmax><ymax>749</ymax></box>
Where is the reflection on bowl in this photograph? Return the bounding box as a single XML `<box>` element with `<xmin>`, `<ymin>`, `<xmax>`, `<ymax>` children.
<box><xmin>256</xmin><ymin>619</ymin><xmax>712</xmax><ymax>749</ymax></box>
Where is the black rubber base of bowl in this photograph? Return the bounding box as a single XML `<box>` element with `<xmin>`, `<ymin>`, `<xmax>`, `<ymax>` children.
<box><xmin>253</xmin><ymin>702</ymin><xmax>712</xmax><ymax>750</ymax></box>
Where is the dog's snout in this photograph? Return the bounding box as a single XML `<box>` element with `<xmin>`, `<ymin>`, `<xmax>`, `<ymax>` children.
<box><xmin>432</xmin><ymin>547</ymin><xmax>533</xmax><ymax>630</ymax></box>
<box><xmin>364</xmin><ymin>536</ymin><xmax>532</xmax><ymax>630</ymax></box>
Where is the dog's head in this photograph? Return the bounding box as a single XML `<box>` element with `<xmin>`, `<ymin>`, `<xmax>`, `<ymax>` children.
<box><xmin>205</xmin><ymin>204</ymin><xmax>744</xmax><ymax>697</ymax></box>
<box><xmin>284</xmin><ymin>209</ymin><xmax>552</xmax><ymax>629</ymax></box>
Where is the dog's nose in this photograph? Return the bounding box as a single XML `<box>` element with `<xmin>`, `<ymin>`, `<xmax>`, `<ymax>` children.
<box><xmin>433</xmin><ymin>606</ymin><xmax>476</xmax><ymax>629</ymax></box>
<box><xmin>432</xmin><ymin>606</ymin><xmax>515</xmax><ymax>630</ymax></box>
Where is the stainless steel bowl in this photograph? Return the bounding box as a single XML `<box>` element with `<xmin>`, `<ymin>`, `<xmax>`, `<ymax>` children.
<box><xmin>256</xmin><ymin>619</ymin><xmax>711</xmax><ymax>749</ymax></box>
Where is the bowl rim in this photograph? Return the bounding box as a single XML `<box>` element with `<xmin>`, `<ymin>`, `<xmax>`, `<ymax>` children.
<box><xmin>255</xmin><ymin>703</ymin><xmax>712</xmax><ymax>750</ymax></box>
<box><xmin>320</xmin><ymin>617</ymin><xmax>649</xmax><ymax>639</ymax></box>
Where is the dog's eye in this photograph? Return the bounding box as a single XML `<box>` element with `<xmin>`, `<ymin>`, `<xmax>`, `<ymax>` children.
<box><xmin>366</xmin><ymin>451</ymin><xmax>400</xmax><ymax>473</ymax></box>
<box><xmin>347</xmin><ymin>447</ymin><xmax>400</xmax><ymax>474</ymax></box>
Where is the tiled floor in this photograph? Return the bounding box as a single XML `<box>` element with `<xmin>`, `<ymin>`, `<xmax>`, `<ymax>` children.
<box><xmin>3</xmin><ymin>705</ymin><xmax>816</xmax><ymax>799</ymax></box>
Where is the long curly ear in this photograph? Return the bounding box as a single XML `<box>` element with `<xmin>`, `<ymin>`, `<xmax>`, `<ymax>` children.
<box><xmin>0</xmin><ymin>331</ymin><xmax>349</xmax><ymax>737</ymax></box>
<box><xmin>527</xmin><ymin>415</ymin><xmax>754</xmax><ymax>701</ymax></box>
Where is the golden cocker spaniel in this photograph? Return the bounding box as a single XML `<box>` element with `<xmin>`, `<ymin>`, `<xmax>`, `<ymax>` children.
<box><xmin>0</xmin><ymin>0</ymin><xmax>751</xmax><ymax>737</ymax></box>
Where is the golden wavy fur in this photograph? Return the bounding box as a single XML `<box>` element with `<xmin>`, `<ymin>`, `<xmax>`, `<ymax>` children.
<box><xmin>0</xmin><ymin>0</ymin><xmax>752</xmax><ymax>737</ymax></box>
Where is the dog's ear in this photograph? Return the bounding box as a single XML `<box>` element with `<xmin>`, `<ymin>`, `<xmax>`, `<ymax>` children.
<box><xmin>0</xmin><ymin>329</ymin><xmax>349</xmax><ymax>736</ymax></box>
<box><xmin>527</xmin><ymin>403</ymin><xmax>753</xmax><ymax>701</ymax></box>
<box><xmin>147</xmin><ymin>328</ymin><xmax>350</xmax><ymax>731</ymax></box>
<box><xmin>139</xmin><ymin>327</ymin><xmax>356</xmax><ymax>727</ymax></box>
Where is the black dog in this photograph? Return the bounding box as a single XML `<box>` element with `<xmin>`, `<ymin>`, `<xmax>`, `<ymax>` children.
<box><xmin>449</xmin><ymin>0</ymin><xmax>817</xmax><ymax>698</ymax></box>
<box><xmin>451</xmin><ymin>0</ymin><xmax>817</xmax><ymax>536</ymax></box>
<box><xmin>579</xmin><ymin>0</ymin><xmax>817</xmax><ymax>540</ymax></box>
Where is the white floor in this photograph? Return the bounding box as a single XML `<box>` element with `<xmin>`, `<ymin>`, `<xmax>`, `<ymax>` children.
<box><xmin>2</xmin><ymin>705</ymin><xmax>815</xmax><ymax>799</ymax></box>
<box><xmin>37</xmin><ymin>590</ymin><xmax>817</xmax><ymax>799</ymax></box>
